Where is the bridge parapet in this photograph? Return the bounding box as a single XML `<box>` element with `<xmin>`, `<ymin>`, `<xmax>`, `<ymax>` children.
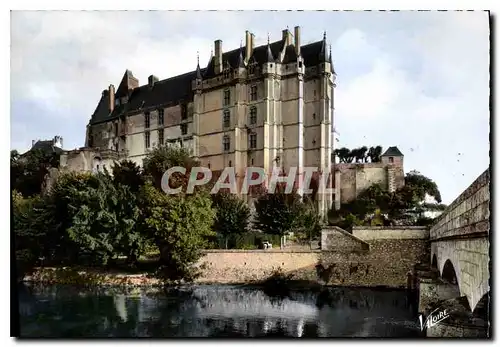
<box><xmin>430</xmin><ymin>169</ymin><xmax>490</xmax><ymax>240</ymax></box>
<box><xmin>429</xmin><ymin>168</ymin><xmax>490</xmax><ymax>313</ymax></box>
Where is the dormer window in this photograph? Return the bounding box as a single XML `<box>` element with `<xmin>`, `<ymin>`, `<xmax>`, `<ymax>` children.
<box><xmin>248</xmin><ymin>62</ymin><xmax>256</xmax><ymax>75</ymax></box>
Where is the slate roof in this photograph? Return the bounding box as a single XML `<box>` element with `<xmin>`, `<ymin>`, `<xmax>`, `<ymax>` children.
<box><xmin>90</xmin><ymin>36</ymin><xmax>331</xmax><ymax>125</ymax></box>
<box><xmin>22</xmin><ymin>140</ymin><xmax>64</xmax><ymax>157</ymax></box>
<box><xmin>90</xmin><ymin>69</ymin><xmax>206</xmax><ymax>125</ymax></box>
<box><xmin>381</xmin><ymin>146</ymin><xmax>404</xmax><ymax>157</ymax></box>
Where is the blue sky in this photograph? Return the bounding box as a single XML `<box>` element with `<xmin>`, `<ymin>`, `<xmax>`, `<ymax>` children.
<box><xmin>10</xmin><ymin>11</ymin><xmax>490</xmax><ymax>204</ymax></box>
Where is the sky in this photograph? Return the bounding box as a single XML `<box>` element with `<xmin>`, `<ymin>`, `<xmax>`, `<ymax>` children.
<box><xmin>10</xmin><ymin>11</ymin><xmax>490</xmax><ymax>204</ymax></box>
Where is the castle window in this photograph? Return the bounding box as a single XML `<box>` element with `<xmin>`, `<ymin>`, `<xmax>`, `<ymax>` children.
<box><xmin>229</xmin><ymin>160</ymin><xmax>232</xmax><ymax>167</ymax></box>
<box><xmin>248</xmin><ymin>62</ymin><xmax>256</xmax><ymax>75</ymax></box>
<box><xmin>250</xmin><ymin>85</ymin><xmax>257</xmax><ymax>101</ymax></box>
<box><xmin>158</xmin><ymin>109</ymin><xmax>164</xmax><ymax>125</ymax></box>
<box><xmin>208</xmin><ymin>162</ymin><xmax>211</xmax><ymax>169</ymax></box>
<box><xmin>223</xmin><ymin>89</ymin><xmax>231</xmax><ymax>106</ymax></box>
<box><xmin>158</xmin><ymin>128</ymin><xmax>164</xmax><ymax>145</ymax></box>
<box><xmin>251</xmin><ymin>158</ymin><xmax>254</xmax><ymax>165</ymax></box>
<box><xmin>223</xmin><ymin>135</ymin><xmax>230</xmax><ymax>152</ymax></box>
<box><xmin>249</xmin><ymin>107</ymin><xmax>257</xmax><ymax>125</ymax></box>
<box><xmin>299</xmin><ymin>61</ymin><xmax>303</xmax><ymax>68</ymax></box>
<box><xmin>389</xmin><ymin>157</ymin><xmax>394</xmax><ymax>163</ymax></box>
<box><xmin>114</xmin><ymin>123</ymin><xmax>118</xmax><ymax>136</ymax></box>
<box><xmin>181</xmin><ymin>104</ymin><xmax>188</xmax><ymax>120</ymax></box>
<box><xmin>115</xmin><ymin>143</ymin><xmax>119</xmax><ymax>152</ymax></box>
<box><xmin>145</xmin><ymin>131</ymin><xmax>151</xmax><ymax>149</ymax></box>
<box><xmin>145</xmin><ymin>112</ymin><xmax>150</xmax><ymax>129</ymax></box>
<box><xmin>181</xmin><ymin>123</ymin><xmax>188</xmax><ymax>135</ymax></box>
<box><xmin>249</xmin><ymin>133</ymin><xmax>257</xmax><ymax>149</ymax></box>
<box><xmin>223</xmin><ymin>110</ymin><xmax>230</xmax><ymax>128</ymax></box>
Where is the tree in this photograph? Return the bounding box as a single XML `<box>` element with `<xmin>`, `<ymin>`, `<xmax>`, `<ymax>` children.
<box><xmin>328</xmin><ymin>171</ymin><xmax>445</xmax><ymax>228</ymax></box>
<box><xmin>367</xmin><ymin>146</ymin><xmax>383</xmax><ymax>163</ymax></box>
<box><xmin>40</xmin><ymin>171</ymin><xmax>101</xmax><ymax>264</ymax></box>
<box><xmin>13</xmin><ymin>191</ymin><xmax>48</xmax><ymax>276</ymax></box>
<box><xmin>142</xmin><ymin>145</ymin><xmax>199</xmax><ymax>190</ymax></box>
<box><xmin>294</xmin><ymin>198</ymin><xmax>323</xmax><ymax>245</ymax></box>
<box><xmin>112</xmin><ymin>160</ymin><xmax>144</xmax><ymax>193</ymax></box>
<box><xmin>67</xmin><ymin>172</ymin><xmax>145</xmax><ymax>265</ymax></box>
<box><xmin>138</xmin><ymin>183</ymin><xmax>216</xmax><ymax>282</ymax></box>
<box><xmin>11</xmin><ymin>148</ymin><xmax>60</xmax><ymax>197</ymax></box>
<box><xmin>336</xmin><ymin>147</ymin><xmax>350</xmax><ymax>163</ymax></box>
<box><xmin>254</xmin><ymin>185</ymin><xmax>304</xmax><ymax>248</ymax></box>
<box><xmin>211</xmin><ymin>191</ymin><xmax>250</xmax><ymax>249</ymax></box>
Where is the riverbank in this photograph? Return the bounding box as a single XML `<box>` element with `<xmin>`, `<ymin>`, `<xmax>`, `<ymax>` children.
<box><xmin>21</xmin><ymin>266</ymin><xmax>411</xmax><ymax>292</ymax></box>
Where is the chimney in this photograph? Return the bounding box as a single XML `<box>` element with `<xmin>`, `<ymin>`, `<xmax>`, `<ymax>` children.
<box><xmin>294</xmin><ymin>26</ymin><xmax>301</xmax><ymax>55</ymax></box>
<box><xmin>31</xmin><ymin>140</ymin><xmax>35</xmax><ymax>147</ymax></box>
<box><xmin>250</xmin><ymin>33</ymin><xmax>255</xmax><ymax>55</ymax></box>
<box><xmin>108</xmin><ymin>84</ymin><xmax>115</xmax><ymax>112</ymax></box>
<box><xmin>148</xmin><ymin>75</ymin><xmax>159</xmax><ymax>87</ymax></box>
<box><xmin>282</xmin><ymin>28</ymin><xmax>292</xmax><ymax>46</ymax></box>
<box><xmin>245</xmin><ymin>31</ymin><xmax>252</xmax><ymax>63</ymax></box>
<box><xmin>214</xmin><ymin>40</ymin><xmax>223</xmax><ymax>74</ymax></box>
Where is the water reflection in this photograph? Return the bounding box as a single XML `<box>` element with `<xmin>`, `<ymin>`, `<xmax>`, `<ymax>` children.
<box><xmin>17</xmin><ymin>284</ymin><xmax>420</xmax><ymax>338</ymax></box>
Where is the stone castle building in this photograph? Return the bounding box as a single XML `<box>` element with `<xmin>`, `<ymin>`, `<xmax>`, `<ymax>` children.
<box><xmin>24</xmin><ymin>27</ymin><xmax>405</xmax><ymax>215</ymax></box>
<box><xmin>85</xmin><ymin>26</ymin><xmax>336</xmax><ymax>214</ymax></box>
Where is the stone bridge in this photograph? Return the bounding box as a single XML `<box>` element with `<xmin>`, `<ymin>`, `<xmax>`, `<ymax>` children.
<box><xmin>429</xmin><ymin>168</ymin><xmax>490</xmax><ymax>312</ymax></box>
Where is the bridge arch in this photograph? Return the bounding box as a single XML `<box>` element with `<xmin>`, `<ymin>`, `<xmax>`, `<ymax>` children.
<box><xmin>441</xmin><ymin>259</ymin><xmax>459</xmax><ymax>285</ymax></box>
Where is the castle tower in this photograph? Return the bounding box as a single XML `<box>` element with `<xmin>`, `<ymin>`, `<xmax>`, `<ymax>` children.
<box><xmin>381</xmin><ymin>146</ymin><xmax>404</xmax><ymax>193</ymax></box>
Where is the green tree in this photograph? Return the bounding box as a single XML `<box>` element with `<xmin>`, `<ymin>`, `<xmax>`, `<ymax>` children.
<box><xmin>112</xmin><ymin>160</ymin><xmax>144</xmax><ymax>193</ymax></box>
<box><xmin>11</xmin><ymin>148</ymin><xmax>60</xmax><ymax>197</ymax></box>
<box><xmin>336</xmin><ymin>147</ymin><xmax>351</xmax><ymax>163</ymax></box>
<box><xmin>142</xmin><ymin>145</ymin><xmax>199</xmax><ymax>190</ymax></box>
<box><xmin>294</xmin><ymin>199</ymin><xmax>323</xmax><ymax>245</ymax></box>
<box><xmin>67</xmin><ymin>172</ymin><xmax>144</xmax><ymax>265</ymax></box>
<box><xmin>13</xmin><ymin>191</ymin><xmax>48</xmax><ymax>276</ymax></box>
<box><xmin>254</xmin><ymin>185</ymin><xmax>304</xmax><ymax>248</ymax></box>
<box><xmin>367</xmin><ymin>146</ymin><xmax>383</xmax><ymax>163</ymax></box>
<box><xmin>211</xmin><ymin>191</ymin><xmax>250</xmax><ymax>249</ymax></box>
<box><xmin>41</xmin><ymin>172</ymin><xmax>101</xmax><ymax>264</ymax></box>
<box><xmin>328</xmin><ymin>171</ymin><xmax>445</xmax><ymax>228</ymax></box>
<box><xmin>138</xmin><ymin>183</ymin><xmax>216</xmax><ymax>282</ymax></box>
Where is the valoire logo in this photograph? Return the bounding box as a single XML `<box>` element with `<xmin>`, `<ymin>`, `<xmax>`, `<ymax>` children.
<box><xmin>419</xmin><ymin>307</ymin><xmax>450</xmax><ymax>331</ymax></box>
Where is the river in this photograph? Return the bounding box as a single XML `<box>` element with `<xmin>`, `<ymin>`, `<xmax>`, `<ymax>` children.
<box><xmin>16</xmin><ymin>284</ymin><xmax>422</xmax><ymax>338</ymax></box>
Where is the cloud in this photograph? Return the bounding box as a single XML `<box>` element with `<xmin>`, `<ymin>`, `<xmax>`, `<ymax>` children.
<box><xmin>10</xmin><ymin>11</ymin><xmax>490</xmax><ymax>203</ymax></box>
<box><xmin>333</xmin><ymin>11</ymin><xmax>489</xmax><ymax>204</ymax></box>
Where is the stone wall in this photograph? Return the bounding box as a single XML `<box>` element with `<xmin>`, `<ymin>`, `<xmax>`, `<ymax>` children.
<box><xmin>321</xmin><ymin>226</ymin><xmax>369</xmax><ymax>252</ymax></box>
<box><xmin>335</xmin><ymin>162</ymin><xmax>405</xmax><ymax>204</ymax></box>
<box><xmin>352</xmin><ymin>226</ymin><xmax>429</xmax><ymax>240</ymax></box>
<box><xmin>319</xmin><ymin>239</ymin><xmax>429</xmax><ymax>288</ymax></box>
<box><xmin>197</xmin><ymin>226</ymin><xmax>429</xmax><ymax>288</ymax></box>
<box><xmin>196</xmin><ymin>250</ymin><xmax>320</xmax><ymax>284</ymax></box>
